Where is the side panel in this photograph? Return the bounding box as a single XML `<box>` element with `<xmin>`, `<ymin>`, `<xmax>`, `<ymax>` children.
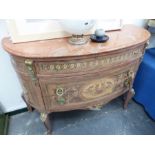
<box><xmin>11</xmin><ymin>56</ymin><xmax>46</xmax><ymax>112</ymax></box>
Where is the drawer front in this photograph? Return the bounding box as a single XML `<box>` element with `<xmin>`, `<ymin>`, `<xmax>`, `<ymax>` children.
<box><xmin>35</xmin><ymin>45</ymin><xmax>144</xmax><ymax>76</ymax></box>
<box><xmin>39</xmin><ymin>62</ymin><xmax>138</xmax><ymax>112</ymax></box>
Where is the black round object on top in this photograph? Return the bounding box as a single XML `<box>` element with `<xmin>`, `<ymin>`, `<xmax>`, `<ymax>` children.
<box><xmin>90</xmin><ymin>34</ymin><xmax>109</xmax><ymax>43</ymax></box>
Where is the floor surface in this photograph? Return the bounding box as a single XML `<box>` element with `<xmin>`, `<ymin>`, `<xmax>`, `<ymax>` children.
<box><xmin>8</xmin><ymin>97</ymin><xmax>155</xmax><ymax>135</ymax></box>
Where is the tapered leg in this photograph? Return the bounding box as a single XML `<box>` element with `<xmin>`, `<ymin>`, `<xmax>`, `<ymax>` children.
<box><xmin>40</xmin><ymin>113</ymin><xmax>52</xmax><ymax>134</ymax></box>
<box><xmin>123</xmin><ymin>88</ymin><xmax>135</xmax><ymax>109</ymax></box>
<box><xmin>21</xmin><ymin>93</ymin><xmax>33</xmax><ymax>112</ymax></box>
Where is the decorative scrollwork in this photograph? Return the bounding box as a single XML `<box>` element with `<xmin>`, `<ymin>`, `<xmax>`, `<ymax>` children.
<box><xmin>39</xmin><ymin>47</ymin><xmax>143</xmax><ymax>73</ymax></box>
<box><xmin>25</xmin><ymin>59</ymin><xmax>37</xmax><ymax>82</ymax></box>
<box><xmin>124</xmin><ymin>70</ymin><xmax>134</xmax><ymax>88</ymax></box>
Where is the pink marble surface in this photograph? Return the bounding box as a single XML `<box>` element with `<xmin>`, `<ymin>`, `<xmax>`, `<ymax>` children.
<box><xmin>2</xmin><ymin>25</ymin><xmax>150</xmax><ymax>58</ymax></box>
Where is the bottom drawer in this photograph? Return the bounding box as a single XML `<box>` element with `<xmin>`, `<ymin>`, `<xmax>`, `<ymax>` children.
<box><xmin>39</xmin><ymin>64</ymin><xmax>137</xmax><ymax>112</ymax></box>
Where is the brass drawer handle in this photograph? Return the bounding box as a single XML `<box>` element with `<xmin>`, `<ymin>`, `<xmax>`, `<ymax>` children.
<box><xmin>56</xmin><ymin>87</ymin><xmax>65</xmax><ymax>105</ymax></box>
<box><xmin>56</xmin><ymin>87</ymin><xmax>64</xmax><ymax>96</ymax></box>
<box><xmin>124</xmin><ymin>71</ymin><xmax>134</xmax><ymax>88</ymax></box>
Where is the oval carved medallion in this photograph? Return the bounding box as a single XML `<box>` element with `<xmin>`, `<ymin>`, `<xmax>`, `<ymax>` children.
<box><xmin>80</xmin><ymin>78</ymin><xmax>115</xmax><ymax>99</ymax></box>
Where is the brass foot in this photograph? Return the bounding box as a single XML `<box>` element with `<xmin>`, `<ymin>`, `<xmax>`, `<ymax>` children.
<box><xmin>88</xmin><ymin>104</ymin><xmax>103</xmax><ymax>111</ymax></box>
<box><xmin>40</xmin><ymin>113</ymin><xmax>52</xmax><ymax>134</ymax></box>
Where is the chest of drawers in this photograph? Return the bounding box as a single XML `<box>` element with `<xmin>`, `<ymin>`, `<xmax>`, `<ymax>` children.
<box><xmin>2</xmin><ymin>25</ymin><xmax>150</xmax><ymax>134</ymax></box>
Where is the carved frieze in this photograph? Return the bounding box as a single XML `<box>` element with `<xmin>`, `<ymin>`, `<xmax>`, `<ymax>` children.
<box><xmin>37</xmin><ymin>47</ymin><xmax>143</xmax><ymax>74</ymax></box>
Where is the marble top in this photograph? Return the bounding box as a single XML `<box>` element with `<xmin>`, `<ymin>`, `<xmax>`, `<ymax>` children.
<box><xmin>2</xmin><ymin>25</ymin><xmax>150</xmax><ymax>58</ymax></box>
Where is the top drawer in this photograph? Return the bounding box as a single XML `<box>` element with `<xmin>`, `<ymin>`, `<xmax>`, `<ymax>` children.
<box><xmin>11</xmin><ymin>45</ymin><xmax>144</xmax><ymax>76</ymax></box>
<box><xmin>35</xmin><ymin>45</ymin><xmax>144</xmax><ymax>76</ymax></box>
